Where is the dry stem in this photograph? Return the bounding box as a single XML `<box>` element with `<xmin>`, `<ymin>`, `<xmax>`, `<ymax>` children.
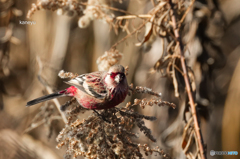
<box><xmin>36</xmin><ymin>57</ymin><xmax>68</xmax><ymax>124</ymax></box>
<box><xmin>45</xmin><ymin>86</ymin><xmax>68</xmax><ymax>123</ymax></box>
<box><xmin>169</xmin><ymin>0</ymin><xmax>206</xmax><ymax>159</ymax></box>
<box><xmin>116</xmin><ymin>14</ymin><xmax>151</xmax><ymax>20</ymax></box>
<box><xmin>179</xmin><ymin>0</ymin><xmax>196</xmax><ymax>26</ymax></box>
<box><xmin>110</xmin><ymin>21</ymin><xmax>148</xmax><ymax>49</ymax></box>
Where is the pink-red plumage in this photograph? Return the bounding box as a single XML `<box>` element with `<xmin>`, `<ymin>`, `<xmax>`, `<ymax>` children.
<box><xmin>26</xmin><ymin>65</ymin><xmax>128</xmax><ymax>110</ymax></box>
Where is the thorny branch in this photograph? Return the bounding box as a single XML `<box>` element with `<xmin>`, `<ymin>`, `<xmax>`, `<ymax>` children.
<box><xmin>169</xmin><ymin>0</ymin><xmax>206</xmax><ymax>159</ymax></box>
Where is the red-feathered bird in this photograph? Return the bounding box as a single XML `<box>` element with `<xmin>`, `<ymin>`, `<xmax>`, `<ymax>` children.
<box><xmin>26</xmin><ymin>65</ymin><xmax>128</xmax><ymax>110</ymax></box>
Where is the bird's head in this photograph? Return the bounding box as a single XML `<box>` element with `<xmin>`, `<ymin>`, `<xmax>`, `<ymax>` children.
<box><xmin>105</xmin><ymin>65</ymin><xmax>127</xmax><ymax>87</ymax></box>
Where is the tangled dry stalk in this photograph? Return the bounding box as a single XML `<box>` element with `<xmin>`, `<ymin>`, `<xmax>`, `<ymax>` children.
<box><xmin>169</xmin><ymin>0</ymin><xmax>206</xmax><ymax>158</ymax></box>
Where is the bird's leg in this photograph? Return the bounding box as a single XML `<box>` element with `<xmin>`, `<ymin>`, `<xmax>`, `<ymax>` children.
<box><xmin>93</xmin><ymin>110</ymin><xmax>110</xmax><ymax>123</ymax></box>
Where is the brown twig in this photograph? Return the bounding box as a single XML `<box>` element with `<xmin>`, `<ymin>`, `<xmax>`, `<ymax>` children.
<box><xmin>179</xmin><ymin>0</ymin><xmax>196</xmax><ymax>27</ymax></box>
<box><xmin>168</xmin><ymin>0</ymin><xmax>206</xmax><ymax>159</ymax></box>
<box><xmin>116</xmin><ymin>14</ymin><xmax>152</xmax><ymax>20</ymax></box>
<box><xmin>36</xmin><ymin>57</ymin><xmax>68</xmax><ymax>124</ymax></box>
<box><xmin>110</xmin><ymin>21</ymin><xmax>148</xmax><ymax>49</ymax></box>
<box><xmin>45</xmin><ymin>86</ymin><xmax>68</xmax><ymax>123</ymax></box>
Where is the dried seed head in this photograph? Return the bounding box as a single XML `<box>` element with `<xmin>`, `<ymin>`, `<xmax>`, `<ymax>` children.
<box><xmin>78</xmin><ymin>15</ymin><xmax>91</xmax><ymax>28</ymax></box>
<box><xmin>58</xmin><ymin>70</ymin><xmax>78</xmax><ymax>79</ymax></box>
<box><xmin>97</xmin><ymin>49</ymin><xmax>123</xmax><ymax>71</ymax></box>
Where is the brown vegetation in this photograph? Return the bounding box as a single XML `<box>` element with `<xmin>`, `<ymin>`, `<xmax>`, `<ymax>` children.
<box><xmin>0</xmin><ymin>0</ymin><xmax>240</xmax><ymax>159</ymax></box>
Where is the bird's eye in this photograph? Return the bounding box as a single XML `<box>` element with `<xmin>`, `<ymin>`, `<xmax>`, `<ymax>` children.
<box><xmin>110</xmin><ymin>72</ymin><xmax>116</xmax><ymax>78</ymax></box>
<box><xmin>109</xmin><ymin>72</ymin><xmax>121</xmax><ymax>79</ymax></box>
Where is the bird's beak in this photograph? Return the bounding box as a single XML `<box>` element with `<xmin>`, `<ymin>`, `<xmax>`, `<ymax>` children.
<box><xmin>114</xmin><ymin>74</ymin><xmax>121</xmax><ymax>83</ymax></box>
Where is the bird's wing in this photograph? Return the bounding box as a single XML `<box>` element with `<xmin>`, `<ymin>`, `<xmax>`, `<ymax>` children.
<box><xmin>65</xmin><ymin>71</ymin><xmax>108</xmax><ymax>99</ymax></box>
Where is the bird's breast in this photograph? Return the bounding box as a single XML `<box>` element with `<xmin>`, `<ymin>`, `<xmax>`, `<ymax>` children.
<box><xmin>109</xmin><ymin>86</ymin><xmax>128</xmax><ymax>104</ymax></box>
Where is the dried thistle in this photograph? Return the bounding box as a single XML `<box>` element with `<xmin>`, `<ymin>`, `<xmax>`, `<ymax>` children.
<box><xmin>138</xmin><ymin>144</ymin><xmax>171</xmax><ymax>158</ymax></box>
<box><xmin>58</xmin><ymin>70</ymin><xmax>78</xmax><ymax>79</ymax></box>
<box><xmin>134</xmin><ymin>86</ymin><xmax>162</xmax><ymax>97</ymax></box>
<box><xmin>27</xmin><ymin>0</ymin><xmax>113</xmax><ymax>28</ymax></box>
<box><xmin>56</xmin><ymin>107</ymin><xmax>170</xmax><ymax>159</ymax></box>
<box><xmin>78</xmin><ymin>0</ymin><xmax>113</xmax><ymax>28</ymax></box>
<box><xmin>96</xmin><ymin>49</ymin><xmax>123</xmax><ymax>71</ymax></box>
<box><xmin>27</xmin><ymin>0</ymin><xmax>83</xmax><ymax>18</ymax></box>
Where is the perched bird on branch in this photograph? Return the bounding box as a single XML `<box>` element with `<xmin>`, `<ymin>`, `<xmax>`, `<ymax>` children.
<box><xmin>26</xmin><ymin>65</ymin><xmax>128</xmax><ymax>110</ymax></box>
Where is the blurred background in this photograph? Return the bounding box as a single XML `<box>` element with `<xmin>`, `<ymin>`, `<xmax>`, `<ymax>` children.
<box><xmin>0</xmin><ymin>0</ymin><xmax>239</xmax><ymax>158</ymax></box>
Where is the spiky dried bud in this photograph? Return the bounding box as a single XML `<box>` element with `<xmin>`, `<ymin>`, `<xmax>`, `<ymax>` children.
<box><xmin>55</xmin><ymin>107</ymin><xmax>165</xmax><ymax>158</ymax></box>
<box><xmin>27</xmin><ymin>0</ymin><xmax>82</xmax><ymax>18</ymax></box>
<box><xmin>58</xmin><ymin>70</ymin><xmax>78</xmax><ymax>79</ymax></box>
<box><xmin>96</xmin><ymin>49</ymin><xmax>123</xmax><ymax>71</ymax></box>
<box><xmin>56</xmin><ymin>8</ymin><xmax>63</xmax><ymax>15</ymax></box>
<box><xmin>125</xmin><ymin>66</ymin><xmax>129</xmax><ymax>76</ymax></box>
<box><xmin>78</xmin><ymin>15</ymin><xmax>91</xmax><ymax>28</ymax></box>
<box><xmin>135</xmin><ymin>86</ymin><xmax>162</xmax><ymax>97</ymax></box>
<box><xmin>126</xmin><ymin>102</ymin><xmax>131</xmax><ymax>108</ymax></box>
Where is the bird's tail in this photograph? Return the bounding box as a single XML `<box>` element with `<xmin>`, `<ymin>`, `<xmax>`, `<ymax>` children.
<box><xmin>26</xmin><ymin>90</ymin><xmax>67</xmax><ymax>107</ymax></box>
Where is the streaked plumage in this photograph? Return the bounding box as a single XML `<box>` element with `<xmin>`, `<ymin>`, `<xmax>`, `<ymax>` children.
<box><xmin>26</xmin><ymin>65</ymin><xmax>128</xmax><ymax>110</ymax></box>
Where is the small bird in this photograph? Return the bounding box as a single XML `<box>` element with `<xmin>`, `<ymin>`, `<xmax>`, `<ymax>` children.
<box><xmin>26</xmin><ymin>65</ymin><xmax>128</xmax><ymax>110</ymax></box>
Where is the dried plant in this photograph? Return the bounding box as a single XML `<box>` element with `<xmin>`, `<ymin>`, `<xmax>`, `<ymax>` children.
<box><xmin>26</xmin><ymin>0</ymin><xmax>211</xmax><ymax>158</ymax></box>
<box><xmin>24</xmin><ymin>102</ymin><xmax>62</xmax><ymax>138</ymax></box>
<box><xmin>0</xmin><ymin>0</ymin><xmax>22</xmax><ymax>111</ymax></box>
<box><xmin>96</xmin><ymin>49</ymin><xmax>123</xmax><ymax>71</ymax></box>
<box><xmin>54</xmin><ymin>71</ymin><xmax>175</xmax><ymax>159</ymax></box>
<box><xmin>26</xmin><ymin>61</ymin><xmax>175</xmax><ymax>158</ymax></box>
<box><xmin>27</xmin><ymin>0</ymin><xmax>83</xmax><ymax>18</ymax></box>
<box><xmin>0</xmin><ymin>0</ymin><xmax>22</xmax><ymax>42</ymax></box>
<box><xmin>56</xmin><ymin>108</ymin><xmax>159</xmax><ymax>159</ymax></box>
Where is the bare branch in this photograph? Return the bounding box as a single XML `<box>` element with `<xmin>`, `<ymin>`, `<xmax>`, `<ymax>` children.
<box><xmin>36</xmin><ymin>57</ymin><xmax>68</xmax><ymax>124</ymax></box>
<box><xmin>169</xmin><ymin>0</ymin><xmax>206</xmax><ymax>158</ymax></box>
